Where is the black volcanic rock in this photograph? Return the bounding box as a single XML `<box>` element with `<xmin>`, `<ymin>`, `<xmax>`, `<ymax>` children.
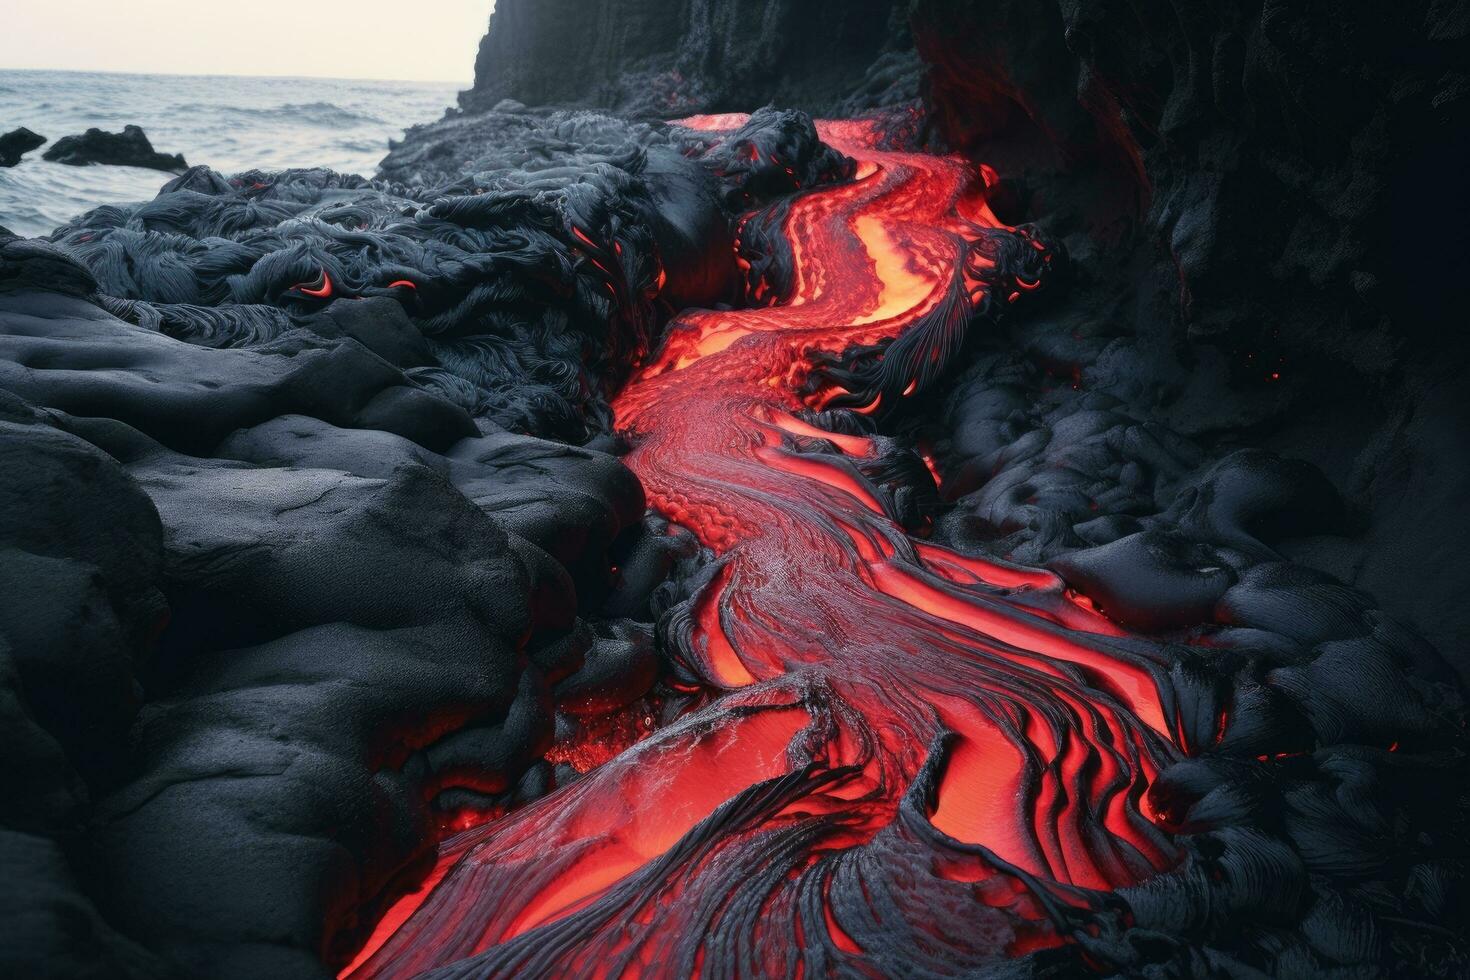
<box><xmin>0</xmin><ymin>126</ymin><xmax>45</xmax><ymax>167</ymax></box>
<box><xmin>0</xmin><ymin>237</ymin><xmax>647</xmax><ymax>977</ymax></box>
<box><xmin>896</xmin><ymin>0</ymin><xmax>1470</xmax><ymax>677</ymax></box>
<box><xmin>0</xmin><ymin>391</ymin><xmax>170</xmax><ymax>980</ymax></box>
<box><xmin>54</xmin><ymin>113</ymin><xmax>695</xmax><ymax>440</ymax></box>
<box><xmin>458</xmin><ymin>0</ymin><xmax>919</xmax><ymax>117</ymax></box>
<box><xmin>53</xmin><ymin>106</ymin><xmax>844</xmax><ymax>441</ymax></box>
<box><xmin>43</xmin><ymin>125</ymin><xmax>186</xmax><ymax>172</ymax></box>
<box><xmin>0</xmin><ymin>290</ymin><xmax>478</xmax><ymax>457</ymax></box>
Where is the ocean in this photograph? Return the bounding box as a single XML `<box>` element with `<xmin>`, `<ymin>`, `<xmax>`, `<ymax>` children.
<box><xmin>0</xmin><ymin>70</ymin><xmax>461</xmax><ymax>238</ymax></box>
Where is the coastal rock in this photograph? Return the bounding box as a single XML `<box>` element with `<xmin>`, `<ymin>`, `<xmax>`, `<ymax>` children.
<box><xmin>0</xmin><ymin>127</ymin><xmax>45</xmax><ymax>167</ymax></box>
<box><xmin>0</xmin><ymin>238</ymin><xmax>645</xmax><ymax>977</ymax></box>
<box><xmin>458</xmin><ymin>0</ymin><xmax>919</xmax><ymax>117</ymax></box>
<box><xmin>52</xmin><ymin>106</ymin><xmax>837</xmax><ymax>441</ymax></box>
<box><xmin>42</xmin><ymin>124</ymin><xmax>186</xmax><ymax>172</ymax></box>
<box><xmin>0</xmin><ymin>390</ymin><xmax>170</xmax><ymax>980</ymax></box>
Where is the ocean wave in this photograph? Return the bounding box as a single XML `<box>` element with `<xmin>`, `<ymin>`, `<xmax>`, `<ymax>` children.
<box><xmin>170</xmin><ymin>101</ymin><xmax>384</xmax><ymax>126</ymax></box>
<box><xmin>1</xmin><ymin>71</ymin><xmax>455</xmax><ymax>235</ymax></box>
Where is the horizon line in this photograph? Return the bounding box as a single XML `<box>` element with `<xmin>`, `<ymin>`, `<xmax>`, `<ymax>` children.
<box><xmin>0</xmin><ymin>65</ymin><xmax>474</xmax><ymax>86</ymax></box>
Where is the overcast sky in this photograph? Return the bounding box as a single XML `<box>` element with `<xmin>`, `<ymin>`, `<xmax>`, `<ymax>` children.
<box><xmin>0</xmin><ymin>1</ymin><xmax>494</xmax><ymax>82</ymax></box>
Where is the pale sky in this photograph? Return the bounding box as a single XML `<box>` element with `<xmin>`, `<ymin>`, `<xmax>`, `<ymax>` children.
<box><xmin>0</xmin><ymin>1</ymin><xmax>494</xmax><ymax>82</ymax></box>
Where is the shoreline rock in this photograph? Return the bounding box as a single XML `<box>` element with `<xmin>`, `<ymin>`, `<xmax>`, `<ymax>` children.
<box><xmin>0</xmin><ymin>127</ymin><xmax>45</xmax><ymax>167</ymax></box>
<box><xmin>42</xmin><ymin>124</ymin><xmax>186</xmax><ymax>172</ymax></box>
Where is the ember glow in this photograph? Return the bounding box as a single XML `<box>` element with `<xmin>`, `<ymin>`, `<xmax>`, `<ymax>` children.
<box><xmin>345</xmin><ymin>117</ymin><xmax>1189</xmax><ymax>977</ymax></box>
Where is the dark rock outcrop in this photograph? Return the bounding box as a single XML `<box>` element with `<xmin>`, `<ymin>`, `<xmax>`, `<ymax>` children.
<box><xmin>459</xmin><ymin>0</ymin><xmax>920</xmax><ymax>117</ymax></box>
<box><xmin>0</xmin><ymin>236</ymin><xmax>647</xmax><ymax>977</ymax></box>
<box><xmin>0</xmin><ymin>126</ymin><xmax>45</xmax><ymax>167</ymax></box>
<box><xmin>899</xmin><ymin>0</ymin><xmax>1470</xmax><ymax>677</ymax></box>
<box><xmin>53</xmin><ymin>106</ymin><xmax>838</xmax><ymax>442</ymax></box>
<box><xmin>43</xmin><ymin>125</ymin><xmax>187</xmax><ymax>172</ymax></box>
<box><xmin>55</xmin><ymin>114</ymin><xmax>695</xmax><ymax>444</ymax></box>
<box><xmin>0</xmin><ymin>392</ymin><xmax>171</xmax><ymax>980</ymax></box>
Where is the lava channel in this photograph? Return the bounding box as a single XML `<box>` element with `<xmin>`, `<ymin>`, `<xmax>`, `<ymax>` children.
<box><xmin>344</xmin><ymin>116</ymin><xmax>1191</xmax><ymax>978</ymax></box>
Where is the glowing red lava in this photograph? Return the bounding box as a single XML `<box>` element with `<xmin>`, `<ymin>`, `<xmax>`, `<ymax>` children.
<box><xmin>345</xmin><ymin>117</ymin><xmax>1184</xmax><ymax>978</ymax></box>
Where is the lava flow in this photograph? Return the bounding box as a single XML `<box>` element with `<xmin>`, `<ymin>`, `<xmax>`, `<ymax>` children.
<box><xmin>346</xmin><ymin>117</ymin><xmax>1189</xmax><ymax>978</ymax></box>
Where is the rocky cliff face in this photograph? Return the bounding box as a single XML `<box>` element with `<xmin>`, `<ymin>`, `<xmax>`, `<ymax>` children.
<box><xmin>460</xmin><ymin>0</ymin><xmax>919</xmax><ymax>116</ymax></box>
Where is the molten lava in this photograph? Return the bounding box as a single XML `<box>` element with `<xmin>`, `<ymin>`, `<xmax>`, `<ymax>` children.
<box><xmin>345</xmin><ymin>117</ymin><xmax>1189</xmax><ymax>977</ymax></box>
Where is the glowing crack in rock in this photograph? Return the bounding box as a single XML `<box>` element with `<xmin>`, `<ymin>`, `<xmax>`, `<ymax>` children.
<box><xmin>345</xmin><ymin>117</ymin><xmax>1189</xmax><ymax>978</ymax></box>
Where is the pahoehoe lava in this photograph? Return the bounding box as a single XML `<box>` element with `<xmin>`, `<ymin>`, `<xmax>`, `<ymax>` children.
<box><xmin>339</xmin><ymin>115</ymin><xmax>1465</xmax><ymax>977</ymax></box>
<box><xmin>2</xmin><ymin>2</ymin><xmax>1468</xmax><ymax>978</ymax></box>
<box><xmin>344</xmin><ymin>114</ymin><xmax>1136</xmax><ymax>975</ymax></box>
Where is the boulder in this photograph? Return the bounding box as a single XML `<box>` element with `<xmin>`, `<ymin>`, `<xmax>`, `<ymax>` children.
<box><xmin>42</xmin><ymin>125</ymin><xmax>186</xmax><ymax>172</ymax></box>
<box><xmin>0</xmin><ymin>127</ymin><xmax>45</xmax><ymax>167</ymax></box>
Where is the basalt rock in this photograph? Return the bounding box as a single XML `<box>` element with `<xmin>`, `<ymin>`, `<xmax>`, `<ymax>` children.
<box><xmin>0</xmin><ymin>126</ymin><xmax>45</xmax><ymax>167</ymax></box>
<box><xmin>52</xmin><ymin>106</ymin><xmax>837</xmax><ymax>441</ymax></box>
<box><xmin>906</xmin><ymin>0</ymin><xmax>1470</xmax><ymax>669</ymax></box>
<box><xmin>42</xmin><ymin>125</ymin><xmax>187</xmax><ymax>172</ymax></box>
<box><xmin>458</xmin><ymin>0</ymin><xmax>920</xmax><ymax>117</ymax></box>
<box><xmin>0</xmin><ymin>392</ymin><xmax>170</xmax><ymax>980</ymax></box>
<box><xmin>0</xmin><ymin>237</ymin><xmax>647</xmax><ymax>977</ymax></box>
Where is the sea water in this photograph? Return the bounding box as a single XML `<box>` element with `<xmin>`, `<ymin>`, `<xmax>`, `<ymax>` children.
<box><xmin>0</xmin><ymin>69</ymin><xmax>460</xmax><ymax>237</ymax></box>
